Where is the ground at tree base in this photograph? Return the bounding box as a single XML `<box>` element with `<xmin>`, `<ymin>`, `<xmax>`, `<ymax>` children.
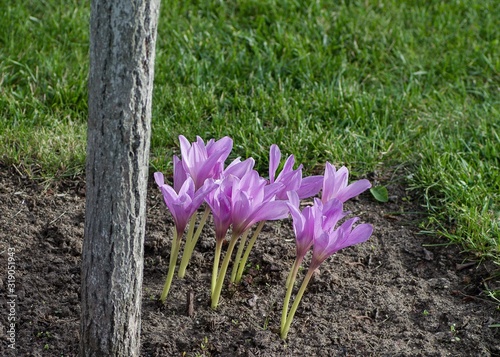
<box><xmin>0</xmin><ymin>165</ymin><xmax>499</xmax><ymax>356</ymax></box>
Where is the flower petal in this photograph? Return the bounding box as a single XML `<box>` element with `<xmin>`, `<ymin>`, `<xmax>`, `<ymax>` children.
<box><xmin>269</xmin><ymin>144</ymin><xmax>281</xmax><ymax>183</ymax></box>
<box><xmin>154</xmin><ymin>172</ymin><xmax>164</xmax><ymax>187</ymax></box>
<box><xmin>276</xmin><ymin>166</ymin><xmax>303</xmax><ymax>199</ymax></box>
<box><xmin>310</xmin><ymin>231</ymin><xmax>337</xmax><ymax>269</ymax></box>
<box><xmin>231</xmin><ymin>191</ymin><xmax>252</xmax><ymax>233</ymax></box>
<box><xmin>296</xmin><ymin>175</ymin><xmax>323</xmax><ymax>199</ymax></box>
<box><xmin>336</xmin><ymin>179</ymin><xmax>372</xmax><ymax>203</ymax></box>
<box><xmin>173</xmin><ymin>155</ymin><xmax>188</xmax><ymax>193</ymax></box>
<box><xmin>190</xmin><ymin>178</ymin><xmax>216</xmax><ymax>212</ymax></box>
<box><xmin>242</xmin><ymin>200</ymin><xmax>289</xmax><ymax>232</ymax></box>
<box><xmin>286</xmin><ymin>191</ymin><xmax>300</xmax><ymax>209</ymax></box>
<box><xmin>280</xmin><ymin>155</ymin><xmax>296</xmax><ymax>177</ymax></box>
<box><xmin>287</xmin><ymin>200</ymin><xmax>305</xmax><ymax>236</ymax></box>
<box><xmin>178</xmin><ymin>135</ymin><xmax>192</xmax><ymax>161</ymax></box>
<box><xmin>178</xmin><ymin>176</ymin><xmax>195</xmax><ymax>198</ymax></box>
<box><xmin>322</xmin><ymin>162</ymin><xmax>337</xmax><ymax>202</ymax></box>
<box><xmin>206</xmin><ymin>188</ymin><xmax>232</xmax><ymax>241</ymax></box>
<box><xmin>159</xmin><ymin>184</ymin><xmax>191</xmax><ymax>233</ymax></box>
<box><xmin>224</xmin><ymin>157</ymin><xmax>255</xmax><ymax>178</ymax></box>
<box><xmin>321</xmin><ymin>198</ymin><xmax>345</xmax><ymax>232</ymax></box>
<box><xmin>337</xmin><ymin>223</ymin><xmax>373</xmax><ymax>251</ymax></box>
<box><xmin>207</xmin><ymin>136</ymin><xmax>233</xmax><ymax>157</ymax></box>
<box><xmin>335</xmin><ymin>166</ymin><xmax>349</xmax><ymax>194</ymax></box>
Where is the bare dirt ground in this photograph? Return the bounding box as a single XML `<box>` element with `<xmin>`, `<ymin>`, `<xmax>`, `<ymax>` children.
<box><xmin>1</xmin><ymin>164</ymin><xmax>499</xmax><ymax>356</ymax></box>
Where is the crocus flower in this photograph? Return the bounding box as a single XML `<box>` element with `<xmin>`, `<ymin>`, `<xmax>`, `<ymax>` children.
<box><xmin>179</xmin><ymin>135</ymin><xmax>233</xmax><ymax>190</ymax></box>
<box><xmin>322</xmin><ymin>162</ymin><xmax>372</xmax><ymax>203</ymax></box>
<box><xmin>269</xmin><ymin>144</ymin><xmax>323</xmax><ymax>200</ymax></box>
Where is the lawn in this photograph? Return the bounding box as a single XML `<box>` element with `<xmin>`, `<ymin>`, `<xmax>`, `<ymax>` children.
<box><xmin>1</xmin><ymin>0</ymin><xmax>499</xmax><ymax>277</ymax></box>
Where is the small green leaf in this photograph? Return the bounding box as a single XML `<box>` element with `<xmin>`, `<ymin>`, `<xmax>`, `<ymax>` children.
<box><xmin>370</xmin><ymin>186</ymin><xmax>389</xmax><ymax>203</ymax></box>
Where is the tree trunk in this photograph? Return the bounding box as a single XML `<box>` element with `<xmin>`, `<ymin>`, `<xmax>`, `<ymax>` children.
<box><xmin>81</xmin><ymin>1</ymin><xmax>160</xmax><ymax>356</ymax></box>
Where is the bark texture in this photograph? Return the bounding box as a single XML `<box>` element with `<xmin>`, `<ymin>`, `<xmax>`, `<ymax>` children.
<box><xmin>81</xmin><ymin>1</ymin><xmax>160</xmax><ymax>355</ymax></box>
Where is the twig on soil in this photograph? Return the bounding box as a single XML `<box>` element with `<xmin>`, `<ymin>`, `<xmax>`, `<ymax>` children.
<box><xmin>451</xmin><ymin>290</ymin><xmax>500</xmax><ymax>305</ymax></box>
<box><xmin>455</xmin><ymin>262</ymin><xmax>476</xmax><ymax>271</ymax></box>
<box><xmin>13</xmin><ymin>209</ymin><xmax>24</xmax><ymax>218</ymax></box>
<box><xmin>187</xmin><ymin>289</ymin><xmax>195</xmax><ymax>317</ymax></box>
<box><xmin>346</xmin><ymin>261</ymin><xmax>366</xmax><ymax>268</ymax></box>
<box><xmin>49</xmin><ymin>211</ymin><xmax>66</xmax><ymax>225</ymax></box>
<box><xmin>12</xmin><ymin>164</ymin><xmax>24</xmax><ymax>177</ymax></box>
<box><xmin>352</xmin><ymin>315</ymin><xmax>373</xmax><ymax>322</ymax></box>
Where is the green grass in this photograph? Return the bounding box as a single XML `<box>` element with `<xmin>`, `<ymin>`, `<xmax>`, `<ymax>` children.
<box><xmin>1</xmin><ymin>0</ymin><xmax>499</xmax><ymax>267</ymax></box>
<box><xmin>0</xmin><ymin>0</ymin><xmax>88</xmax><ymax>177</ymax></box>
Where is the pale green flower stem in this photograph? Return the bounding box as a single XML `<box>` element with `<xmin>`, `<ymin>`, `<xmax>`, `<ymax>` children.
<box><xmin>281</xmin><ymin>267</ymin><xmax>314</xmax><ymax>339</ymax></box>
<box><xmin>178</xmin><ymin>206</ymin><xmax>211</xmax><ymax>278</ymax></box>
<box><xmin>211</xmin><ymin>240</ymin><xmax>223</xmax><ymax>296</ymax></box>
<box><xmin>211</xmin><ymin>232</ymin><xmax>240</xmax><ymax>309</ymax></box>
<box><xmin>160</xmin><ymin>229</ymin><xmax>180</xmax><ymax>304</ymax></box>
<box><xmin>233</xmin><ymin>221</ymin><xmax>265</xmax><ymax>283</ymax></box>
<box><xmin>280</xmin><ymin>257</ymin><xmax>301</xmax><ymax>331</ymax></box>
<box><xmin>285</xmin><ymin>255</ymin><xmax>305</xmax><ymax>289</ymax></box>
<box><xmin>230</xmin><ymin>230</ymin><xmax>250</xmax><ymax>282</ymax></box>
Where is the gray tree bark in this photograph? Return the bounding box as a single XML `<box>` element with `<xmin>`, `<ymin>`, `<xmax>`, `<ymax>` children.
<box><xmin>81</xmin><ymin>1</ymin><xmax>160</xmax><ymax>356</ymax></box>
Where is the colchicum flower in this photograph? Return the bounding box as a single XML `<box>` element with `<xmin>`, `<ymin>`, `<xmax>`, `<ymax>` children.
<box><xmin>154</xmin><ymin>173</ymin><xmax>213</xmax><ymax>237</ymax></box>
<box><xmin>321</xmin><ymin>162</ymin><xmax>372</xmax><ymax>203</ymax></box>
<box><xmin>269</xmin><ymin>144</ymin><xmax>323</xmax><ymax>200</ymax></box>
<box><xmin>205</xmin><ymin>176</ymin><xmax>235</xmax><ymax>294</ymax></box>
<box><xmin>211</xmin><ymin>169</ymin><xmax>290</xmax><ymax>309</ymax></box>
<box><xmin>230</xmin><ymin>170</ymin><xmax>288</xmax><ymax>236</ymax></box>
<box><xmin>177</xmin><ymin>136</ymin><xmax>235</xmax><ymax>277</ymax></box>
<box><xmin>154</xmin><ymin>170</ymin><xmax>216</xmax><ymax>303</ymax></box>
<box><xmin>279</xmin><ymin>191</ymin><xmax>318</xmax><ymax>329</ymax></box>
<box><xmin>227</xmin><ymin>145</ymin><xmax>323</xmax><ymax>286</ymax></box>
<box><xmin>179</xmin><ymin>135</ymin><xmax>233</xmax><ymax>189</ymax></box>
<box><xmin>154</xmin><ymin>136</ymin><xmax>375</xmax><ymax>341</ymax></box>
<box><xmin>280</xmin><ymin>163</ymin><xmax>373</xmax><ymax>339</ymax></box>
<box><xmin>281</xmin><ymin>202</ymin><xmax>372</xmax><ymax>338</ymax></box>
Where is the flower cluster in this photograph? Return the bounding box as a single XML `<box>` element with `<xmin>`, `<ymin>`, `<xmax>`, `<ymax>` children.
<box><xmin>154</xmin><ymin>135</ymin><xmax>373</xmax><ymax>338</ymax></box>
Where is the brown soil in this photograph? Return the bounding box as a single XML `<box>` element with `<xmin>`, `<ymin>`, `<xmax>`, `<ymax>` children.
<box><xmin>1</xmin><ymin>165</ymin><xmax>499</xmax><ymax>356</ymax></box>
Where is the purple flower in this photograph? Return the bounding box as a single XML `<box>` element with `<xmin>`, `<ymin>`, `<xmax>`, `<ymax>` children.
<box><xmin>295</xmin><ymin>175</ymin><xmax>325</xmax><ymax>200</ymax></box>
<box><xmin>310</xmin><ymin>217</ymin><xmax>373</xmax><ymax>270</ymax></box>
<box><xmin>269</xmin><ymin>144</ymin><xmax>295</xmax><ymax>185</ymax></box>
<box><xmin>204</xmin><ymin>157</ymin><xmax>256</xmax><ymax>238</ymax></box>
<box><xmin>205</xmin><ymin>176</ymin><xmax>234</xmax><ymax>241</ymax></box>
<box><xmin>315</xmin><ymin>197</ymin><xmax>346</xmax><ymax>233</ymax></box>
<box><xmin>172</xmin><ymin>155</ymin><xmax>188</xmax><ymax>193</ymax></box>
<box><xmin>223</xmin><ymin>157</ymin><xmax>255</xmax><ymax>179</ymax></box>
<box><xmin>269</xmin><ymin>144</ymin><xmax>323</xmax><ymax>200</ymax></box>
<box><xmin>286</xmin><ymin>191</ymin><xmax>317</xmax><ymax>261</ymax></box>
<box><xmin>179</xmin><ymin>135</ymin><xmax>233</xmax><ymax>190</ymax></box>
<box><xmin>321</xmin><ymin>162</ymin><xmax>371</xmax><ymax>203</ymax></box>
<box><xmin>280</xmin><ymin>194</ymin><xmax>372</xmax><ymax>339</ymax></box>
<box><xmin>231</xmin><ymin>170</ymin><xmax>289</xmax><ymax>235</ymax></box>
<box><xmin>154</xmin><ymin>172</ymin><xmax>215</xmax><ymax>236</ymax></box>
